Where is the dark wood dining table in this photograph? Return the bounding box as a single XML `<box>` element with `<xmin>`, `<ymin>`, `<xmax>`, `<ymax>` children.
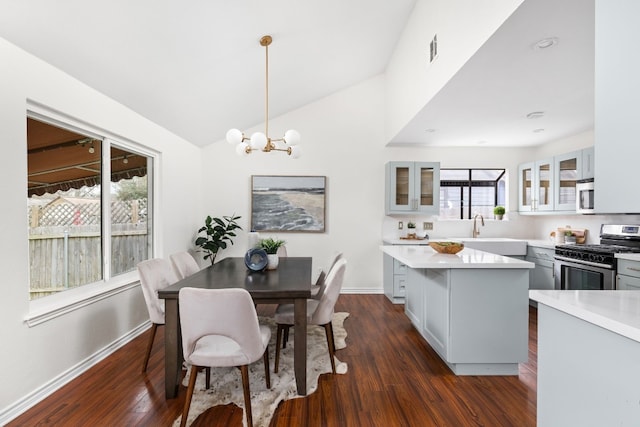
<box><xmin>157</xmin><ymin>256</ymin><xmax>312</xmax><ymax>399</ymax></box>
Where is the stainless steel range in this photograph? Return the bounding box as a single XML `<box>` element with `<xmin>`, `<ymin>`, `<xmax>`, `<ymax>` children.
<box><xmin>554</xmin><ymin>224</ymin><xmax>640</xmax><ymax>290</ymax></box>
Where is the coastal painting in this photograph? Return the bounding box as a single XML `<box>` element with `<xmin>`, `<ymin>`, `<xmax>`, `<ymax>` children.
<box><xmin>251</xmin><ymin>175</ymin><xmax>325</xmax><ymax>232</ymax></box>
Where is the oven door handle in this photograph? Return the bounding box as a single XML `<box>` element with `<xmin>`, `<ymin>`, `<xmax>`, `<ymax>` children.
<box><xmin>554</xmin><ymin>255</ymin><xmax>613</xmax><ymax>270</ymax></box>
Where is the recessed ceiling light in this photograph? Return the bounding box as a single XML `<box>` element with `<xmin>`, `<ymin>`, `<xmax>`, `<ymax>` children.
<box><xmin>533</xmin><ymin>37</ymin><xmax>559</xmax><ymax>50</ymax></box>
<box><xmin>533</xmin><ymin>128</ymin><xmax>545</xmax><ymax>133</ymax></box>
<box><xmin>526</xmin><ymin>111</ymin><xmax>545</xmax><ymax>119</ymax></box>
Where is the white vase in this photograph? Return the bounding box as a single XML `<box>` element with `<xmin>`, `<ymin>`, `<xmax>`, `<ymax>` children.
<box><xmin>267</xmin><ymin>254</ymin><xmax>279</xmax><ymax>270</ymax></box>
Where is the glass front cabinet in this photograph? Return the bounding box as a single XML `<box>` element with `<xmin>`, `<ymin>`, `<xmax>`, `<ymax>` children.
<box><xmin>518</xmin><ymin>146</ymin><xmax>594</xmax><ymax>214</ymax></box>
<box><xmin>386</xmin><ymin>162</ymin><xmax>440</xmax><ymax>215</ymax></box>
<box><xmin>518</xmin><ymin>159</ymin><xmax>555</xmax><ymax>212</ymax></box>
<box><xmin>554</xmin><ymin>150</ymin><xmax>582</xmax><ymax>211</ymax></box>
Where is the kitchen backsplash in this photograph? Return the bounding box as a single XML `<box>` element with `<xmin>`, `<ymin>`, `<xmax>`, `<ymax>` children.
<box><xmin>382</xmin><ymin>213</ymin><xmax>640</xmax><ymax>244</ymax></box>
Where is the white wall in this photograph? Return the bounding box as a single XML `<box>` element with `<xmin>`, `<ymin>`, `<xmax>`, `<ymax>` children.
<box><xmin>0</xmin><ymin>38</ymin><xmax>203</xmax><ymax>420</ymax></box>
<box><xmin>385</xmin><ymin>0</ymin><xmax>523</xmax><ymax>141</ymax></box>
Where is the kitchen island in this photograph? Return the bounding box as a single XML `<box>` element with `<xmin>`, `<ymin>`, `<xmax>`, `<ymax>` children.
<box><xmin>530</xmin><ymin>290</ymin><xmax>640</xmax><ymax>426</ymax></box>
<box><xmin>381</xmin><ymin>245</ymin><xmax>534</xmax><ymax>375</ymax></box>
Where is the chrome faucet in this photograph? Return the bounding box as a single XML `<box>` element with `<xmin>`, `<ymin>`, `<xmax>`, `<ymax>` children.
<box><xmin>472</xmin><ymin>214</ymin><xmax>485</xmax><ymax>238</ymax></box>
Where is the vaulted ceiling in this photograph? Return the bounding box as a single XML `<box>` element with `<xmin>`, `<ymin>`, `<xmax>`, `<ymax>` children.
<box><xmin>0</xmin><ymin>0</ymin><xmax>594</xmax><ymax>149</ymax></box>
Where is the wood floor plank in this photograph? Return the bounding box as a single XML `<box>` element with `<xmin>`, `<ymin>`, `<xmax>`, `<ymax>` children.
<box><xmin>7</xmin><ymin>295</ymin><xmax>537</xmax><ymax>426</ymax></box>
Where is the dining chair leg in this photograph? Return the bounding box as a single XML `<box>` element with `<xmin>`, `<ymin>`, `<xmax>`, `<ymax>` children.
<box><xmin>323</xmin><ymin>322</ymin><xmax>337</xmax><ymax>374</ymax></box>
<box><xmin>141</xmin><ymin>323</ymin><xmax>158</xmax><ymax>373</ymax></box>
<box><xmin>240</xmin><ymin>365</ymin><xmax>253</xmax><ymax>427</ymax></box>
<box><xmin>180</xmin><ymin>365</ymin><xmax>199</xmax><ymax>427</ymax></box>
<box><xmin>275</xmin><ymin>325</ymin><xmax>283</xmax><ymax>373</ymax></box>
<box><xmin>283</xmin><ymin>326</ymin><xmax>290</xmax><ymax>348</ymax></box>
<box><xmin>205</xmin><ymin>367</ymin><xmax>211</xmax><ymax>389</ymax></box>
<box><xmin>263</xmin><ymin>346</ymin><xmax>271</xmax><ymax>388</ymax></box>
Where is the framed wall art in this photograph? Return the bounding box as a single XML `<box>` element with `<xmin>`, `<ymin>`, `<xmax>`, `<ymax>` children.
<box><xmin>251</xmin><ymin>175</ymin><xmax>326</xmax><ymax>232</ymax></box>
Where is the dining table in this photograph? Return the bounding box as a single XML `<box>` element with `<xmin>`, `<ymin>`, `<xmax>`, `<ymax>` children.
<box><xmin>157</xmin><ymin>256</ymin><xmax>312</xmax><ymax>399</ymax></box>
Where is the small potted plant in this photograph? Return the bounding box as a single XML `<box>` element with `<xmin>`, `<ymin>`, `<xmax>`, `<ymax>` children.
<box><xmin>195</xmin><ymin>214</ymin><xmax>242</xmax><ymax>265</ymax></box>
<box><xmin>407</xmin><ymin>221</ymin><xmax>417</xmax><ymax>238</ymax></box>
<box><xmin>493</xmin><ymin>206</ymin><xmax>506</xmax><ymax>220</ymax></box>
<box><xmin>564</xmin><ymin>230</ymin><xmax>577</xmax><ymax>244</ymax></box>
<box><xmin>258</xmin><ymin>237</ymin><xmax>286</xmax><ymax>270</ymax></box>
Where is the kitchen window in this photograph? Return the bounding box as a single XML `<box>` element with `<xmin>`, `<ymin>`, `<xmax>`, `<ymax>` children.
<box><xmin>27</xmin><ymin>115</ymin><xmax>154</xmax><ymax>302</ymax></box>
<box><xmin>439</xmin><ymin>169</ymin><xmax>506</xmax><ymax>219</ymax></box>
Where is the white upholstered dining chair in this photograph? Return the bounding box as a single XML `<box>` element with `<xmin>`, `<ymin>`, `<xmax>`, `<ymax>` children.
<box><xmin>137</xmin><ymin>258</ymin><xmax>180</xmax><ymax>372</ymax></box>
<box><xmin>169</xmin><ymin>251</ymin><xmax>200</xmax><ymax>279</ymax></box>
<box><xmin>179</xmin><ymin>287</ymin><xmax>271</xmax><ymax>427</ymax></box>
<box><xmin>274</xmin><ymin>257</ymin><xmax>347</xmax><ymax>374</ymax></box>
<box><xmin>310</xmin><ymin>252</ymin><xmax>344</xmax><ymax>300</ymax></box>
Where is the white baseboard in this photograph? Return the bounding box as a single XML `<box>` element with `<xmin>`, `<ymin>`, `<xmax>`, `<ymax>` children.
<box><xmin>341</xmin><ymin>287</ymin><xmax>384</xmax><ymax>294</ymax></box>
<box><xmin>0</xmin><ymin>321</ymin><xmax>151</xmax><ymax>425</ymax></box>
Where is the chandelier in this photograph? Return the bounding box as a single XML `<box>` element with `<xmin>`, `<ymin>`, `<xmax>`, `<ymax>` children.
<box><xmin>226</xmin><ymin>35</ymin><xmax>301</xmax><ymax>158</ymax></box>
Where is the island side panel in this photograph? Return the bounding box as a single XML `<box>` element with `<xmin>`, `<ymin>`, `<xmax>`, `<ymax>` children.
<box><xmin>405</xmin><ymin>266</ymin><xmax>529</xmax><ymax>375</ymax></box>
<box><xmin>448</xmin><ymin>269</ymin><xmax>529</xmax><ymax>363</ymax></box>
<box><xmin>538</xmin><ymin>304</ymin><xmax>640</xmax><ymax>426</ymax></box>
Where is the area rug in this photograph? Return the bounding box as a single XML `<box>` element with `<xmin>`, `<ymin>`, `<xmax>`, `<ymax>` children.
<box><xmin>173</xmin><ymin>312</ymin><xmax>349</xmax><ymax>427</ymax></box>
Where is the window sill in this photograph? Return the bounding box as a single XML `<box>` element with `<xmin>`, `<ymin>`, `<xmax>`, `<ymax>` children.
<box><xmin>25</xmin><ymin>271</ymin><xmax>140</xmax><ymax>327</ymax></box>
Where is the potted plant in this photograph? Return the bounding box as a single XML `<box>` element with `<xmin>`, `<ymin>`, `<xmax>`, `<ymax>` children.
<box><xmin>564</xmin><ymin>230</ymin><xmax>577</xmax><ymax>244</ymax></box>
<box><xmin>493</xmin><ymin>206</ymin><xmax>506</xmax><ymax>220</ymax></box>
<box><xmin>258</xmin><ymin>237</ymin><xmax>286</xmax><ymax>270</ymax></box>
<box><xmin>407</xmin><ymin>221</ymin><xmax>417</xmax><ymax>238</ymax></box>
<box><xmin>195</xmin><ymin>214</ymin><xmax>242</xmax><ymax>265</ymax></box>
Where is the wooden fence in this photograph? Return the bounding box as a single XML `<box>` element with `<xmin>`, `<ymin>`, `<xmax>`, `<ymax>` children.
<box><xmin>28</xmin><ymin>199</ymin><xmax>149</xmax><ymax>299</ymax></box>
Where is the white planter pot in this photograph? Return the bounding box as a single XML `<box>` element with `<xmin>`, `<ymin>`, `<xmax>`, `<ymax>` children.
<box><xmin>267</xmin><ymin>254</ymin><xmax>279</xmax><ymax>270</ymax></box>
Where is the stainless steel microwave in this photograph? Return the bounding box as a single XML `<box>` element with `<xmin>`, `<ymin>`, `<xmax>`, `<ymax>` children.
<box><xmin>576</xmin><ymin>178</ymin><xmax>594</xmax><ymax>214</ymax></box>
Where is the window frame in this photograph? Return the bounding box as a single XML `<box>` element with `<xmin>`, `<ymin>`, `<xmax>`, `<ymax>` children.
<box><xmin>439</xmin><ymin>168</ymin><xmax>506</xmax><ymax>220</ymax></box>
<box><xmin>25</xmin><ymin>102</ymin><xmax>158</xmax><ymax>326</ymax></box>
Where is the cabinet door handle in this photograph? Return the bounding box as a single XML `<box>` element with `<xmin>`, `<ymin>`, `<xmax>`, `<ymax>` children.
<box><xmin>626</xmin><ymin>267</ymin><xmax>640</xmax><ymax>272</ymax></box>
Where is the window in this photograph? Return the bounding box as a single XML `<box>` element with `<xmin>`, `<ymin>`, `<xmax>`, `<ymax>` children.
<box><xmin>27</xmin><ymin>116</ymin><xmax>153</xmax><ymax>300</ymax></box>
<box><xmin>439</xmin><ymin>169</ymin><xmax>506</xmax><ymax>219</ymax></box>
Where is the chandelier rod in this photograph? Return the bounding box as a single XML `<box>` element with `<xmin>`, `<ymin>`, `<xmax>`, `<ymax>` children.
<box><xmin>261</xmin><ymin>35</ymin><xmax>272</xmax><ymax>141</ymax></box>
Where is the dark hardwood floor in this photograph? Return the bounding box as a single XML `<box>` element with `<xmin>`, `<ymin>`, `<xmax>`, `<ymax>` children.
<box><xmin>8</xmin><ymin>295</ymin><xmax>537</xmax><ymax>426</ymax></box>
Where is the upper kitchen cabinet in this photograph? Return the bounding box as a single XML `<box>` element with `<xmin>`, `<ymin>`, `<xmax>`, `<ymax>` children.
<box><xmin>594</xmin><ymin>1</ymin><xmax>640</xmax><ymax>213</ymax></box>
<box><xmin>518</xmin><ymin>147</ymin><xmax>594</xmax><ymax>214</ymax></box>
<box><xmin>518</xmin><ymin>159</ymin><xmax>554</xmax><ymax>212</ymax></box>
<box><xmin>582</xmin><ymin>146</ymin><xmax>595</xmax><ymax>180</ymax></box>
<box><xmin>386</xmin><ymin>162</ymin><xmax>440</xmax><ymax>215</ymax></box>
<box><xmin>554</xmin><ymin>150</ymin><xmax>582</xmax><ymax>211</ymax></box>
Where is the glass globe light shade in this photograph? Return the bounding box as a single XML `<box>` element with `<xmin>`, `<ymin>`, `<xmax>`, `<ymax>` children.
<box><xmin>284</xmin><ymin>129</ymin><xmax>300</xmax><ymax>146</ymax></box>
<box><xmin>250</xmin><ymin>132</ymin><xmax>268</xmax><ymax>150</ymax></box>
<box><xmin>235</xmin><ymin>142</ymin><xmax>250</xmax><ymax>156</ymax></box>
<box><xmin>226</xmin><ymin>128</ymin><xmax>244</xmax><ymax>145</ymax></box>
<box><xmin>288</xmin><ymin>145</ymin><xmax>302</xmax><ymax>159</ymax></box>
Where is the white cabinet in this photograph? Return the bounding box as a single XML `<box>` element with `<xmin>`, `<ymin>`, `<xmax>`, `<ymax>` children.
<box><xmin>554</xmin><ymin>150</ymin><xmax>582</xmax><ymax>211</ymax></box>
<box><xmin>404</xmin><ymin>267</ymin><xmax>424</xmax><ymax>329</ymax></box>
<box><xmin>617</xmin><ymin>259</ymin><xmax>640</xmax><ymax>290</ymax></box>
<box><xmin>518</xmin><ymin>147</ymin><xmax>594</xmax><ymax>214</ymax></box>
<box><xmin>582</xmin><ymin>146</ymin><xmax>595</xmax><ymax>180</ymax></box>
<box><xmin>404</xmin><ymin>266</ymin><xmax>529</xmax><ymax>375</ymax></box>
<box><xmin>594</xmin><ymin>1</ymin><xmax>640</xmax><ymax>214</ymax></box>
<box><xmin>526</xmin><ymin>245</ymin><xmax>555</xmax><ymax>292</ymax></box>
<box><xmin>518</xmin><ymin>159</ymin><xmax>554</xmax><ymax>212</ymax></box>
<box><xmin>386</xmin><ymin>162</ymin><xmax>440</xmax><ymax>215</ymax></box>
<box><xmin>383</xmin><ymin>253</ymin><xmax>408</xmax><ymax>303</ymax></box>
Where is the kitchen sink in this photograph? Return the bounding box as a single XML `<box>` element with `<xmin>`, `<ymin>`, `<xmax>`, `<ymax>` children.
<box><xmin>445</xmin><ymin>237</ymin><xmax>527</xmax><ymax>256</ymax></box>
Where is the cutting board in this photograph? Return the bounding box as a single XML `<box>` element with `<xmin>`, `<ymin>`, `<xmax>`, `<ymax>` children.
<box><xmin>551</xmin><ymin>228</ymin><xmax>587</xmax><ymax>244</ymax></box>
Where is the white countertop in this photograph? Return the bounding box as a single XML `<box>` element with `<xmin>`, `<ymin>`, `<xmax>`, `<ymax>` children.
<box><xmin>530</xmin><ymin>290</ymin><xmax>640</xmax><ymax>343</ymax></box>
<box><xmin>381</xmin><ymin>245</ymin><xmax>535</xmax><ymax>269</ymax></box>
<box><xmin>526</xmin><ymin>239</ymin><xmax>556</xmax><ymax>249</ymax></box>
<box><xmin>382</xmin><ymin>238</ymin><xmax>430</xmax><ymax>245</ymax></box>
<box><xmin>616</xmin><ymin>253</ymin><xmax>640</xmax><ymax>262</ymax></box>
